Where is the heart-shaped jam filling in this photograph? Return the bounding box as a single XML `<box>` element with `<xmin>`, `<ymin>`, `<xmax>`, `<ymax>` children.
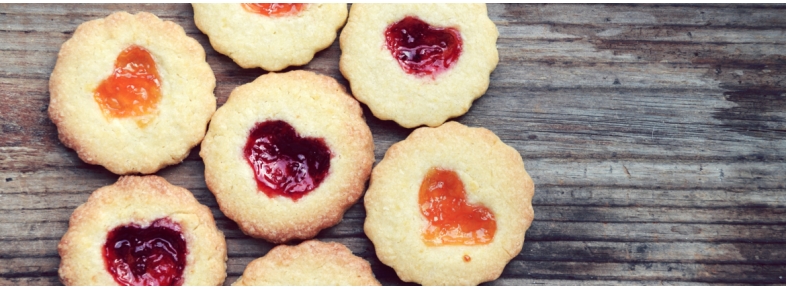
<box><xmin>419</xmin><ymin>167</ymin><xmax>496</xmax><ymax>246</ymax></box>
<box><xmin>103</xmin><ymin>218</ymin><xmax>187</xmax><ymax>286</ymax></box>
<box><xmin>244</xmin><ymin>120</ymin><xmax>331</xmax><ymax>201</ymax></box>
<box><xmin>385</xmin><ymin>16</ymin><xmax>463</xmax><ymax>78</ymax></box>
<box><xmin>94</xmin><ymin>45</ymin><xmax>161</xmax><ymax>126</ymax></box>
<box><xmin>242</xmin><ymin>3</ymin><xmax>305</xmax><ymax>17</ymax></box>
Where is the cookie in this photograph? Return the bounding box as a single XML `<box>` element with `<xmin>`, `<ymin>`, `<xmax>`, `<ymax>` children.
<box><xmin>339</xmin><ymin>4</ymin><xmax>499</xmax><ymax>128</ymax></box>
<box><xmin>200</xmin><ymin>70</ymin><xmax>374</xmax><ymax>243</ymax></box>
<box><xmin>48</xmin><ymin>11</ymin><xmax>216</xmax><ymax>175</ymax></box>
<box><xmin>58</xmin><ymin>175</ymin><xmax>227</xmax><ymax>286</ymax></box>
<box><xmin>193</xmin><ymin>3</ymin><xmax>348</xmax><ymax>71</ymax></box>
<box><xmin>233</xmin><ymin>240</ymin><xmax>380</xmax><ymax>286</ymax></box>
<box><xmin>363</xmin><ymin>121</ymin><xmax>534</xmax><ymax>285</ymax></box>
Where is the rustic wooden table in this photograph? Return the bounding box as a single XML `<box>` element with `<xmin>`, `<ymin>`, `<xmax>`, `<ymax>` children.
<box><xmin>1</xmin><ymin>4</ymin><xmax>785</xmax><ymax>286</ymax></box>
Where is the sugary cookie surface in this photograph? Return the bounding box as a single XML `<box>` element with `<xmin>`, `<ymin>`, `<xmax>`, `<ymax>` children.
<box><xmin>48</xmin><ymin>11</ymin><xmax>216</xmax><ymax>175</ymax></box>
<box><xmin>193</xmin><ymin>3</ymin><xmax>347</xmax><ymax>71</ymax></box>
<box><xmin>233</xmin><ymin>240</ymin><xmax>380</xmax><ymax>286</ymax></box>
<box><xmin>57</xmin><ymin>175</ymin><xmax>227</xmax><ymax>286</ymax></box>
<box><xmin>200</xmin><ymin>70</ymin><xmax>374</xmax><ymax>243</ymax></box>
<box><xmin>363</xmin><ymin>121</ymin><xmax>534</xmax><ymax>285</ymax></box>
<box><xmin>340</xmin><ymin>4</ymin><xmax>499</xmax><ymax>128</ymax></box>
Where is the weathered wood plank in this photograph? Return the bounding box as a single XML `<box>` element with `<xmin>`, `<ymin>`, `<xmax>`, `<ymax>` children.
<box><xmin>0</xmin><ymin>239</ymin><xmax>58</xmax><ymax>258</ymax></box>
<box><xmin>4</xmin><ymin>80</ymin><xmax>784</xmax><ymax>170</ymax></box>
<box><xmin>2</xmin><ymin>249</ymin><xmax>784</xmax><ymax>286</ymax></box>
<box><xmin>4</xmin><ymin>217</ymin><xmax>785</xmax><ymax>247</ymax></box>
<box><xmin>3</xmin><ymin>158</ymin><xmax>785</xmax><ymax>196</ymax></box>
<box><xmin>4</xmin><ymin>204</ymin><xmax>784</xmax><ymax>227</ymax></box>
<box><xmin>490</xmin><ymin>4</ymin><xmax>786</xmax><ymax>28</ymax></box>
<box><xmin>490</xmin><ymin>279</ymin><xmax>746</xmax><ymax>286</ymax></box>
<box><xmin>501</xmin><ymin>260</ymin><xmax>786</xmax><ymax>283</ymax></box>
<box><xmin>528</xmin><ymin>221</ymin><xmax>786</xmax><ymax>243</ymax></box>
<box><xmin>5</xmin><ymin>240</ymin><xmax>783</xmax><ymax>272</ymax></box>
<box><xmin>6</xmin><ymin>183</ymin><xmax>786</xmax><ymax>210</ymax></box>
<box><xmin>0</xmin><ymin>257</ymin><xmax>58</xmax><ymax>277</ymax></box>
<box><xmin>4</xmin><ymin>4</ymin><xmax>786</xmax><ymax>33</ymax></box>
<box><xmin>533</xmin><ymin>187</ymin><xmax>786</xmax><ymax>207</ymax></box>
<box><xmin>0</xmin><ymin>276</ymin><xmax>60</xmax><ymax>286</ymax></box>
<box><xmin>0</xmin><ymin>276</ymin><xmax>761</xmax><ymax>286</ymax></box>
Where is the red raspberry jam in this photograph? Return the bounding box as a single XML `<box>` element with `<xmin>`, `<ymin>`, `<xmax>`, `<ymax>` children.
<box><xmin>242</xmin><ymin>3</ymin><xmax>305</xmax><ymax>17</ymax></box>
<box><xmin>419</xmin><ymin>167</ymin><xmax>496</xmax><ymax>246</ymax></box>
<box><xmin>94</xmin><ymin>45</ymin><xmax>161</xmax><ymax>123</ymax></box>
<box><xmin>384</xmin><ymin>16</ymin><xmax>463</xmax><ymax>78</ymax></box>
<box><xmin>244</xmin><ymin>120</ymin><xmax>331</xmax><ymax>201</ymax></box>
<box><xmin>103</xmin><ymin>218</ymin><xmax>187</xmax><ymax>286</ymax></box>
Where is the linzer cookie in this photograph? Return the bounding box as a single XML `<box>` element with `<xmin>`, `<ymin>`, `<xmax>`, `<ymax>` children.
<box><xmin>48</xmin><ymin>11</ymin><xmax>216</xmax><ymax>175</ymax></box>
<box><xmin>339</xmin><ymin>4</ymin><xmax>499</xmax><ymax>128</ymax></box>
<box><xmin>363</xmin><ymin>121</ymin><xmax>534</xmax><ymax>285</ymax></box>
<box><xmin>233</xmin><ymin>240</ymin><xmax>380</xmax><ymax>286</ymax></box>
<box><xmin>200</xmin><ymin>70</ymin><xmax>374</xmax><ymax>243</ymax></box>
<box><xmin>193</xmin><ymin>3</ymin><xmax>348</xmax><ymax>71</ymax></box>
<box><xmin>58</xmin><ymin>175</ymin><xmax>227</xmax><ymax>286</ymax></box>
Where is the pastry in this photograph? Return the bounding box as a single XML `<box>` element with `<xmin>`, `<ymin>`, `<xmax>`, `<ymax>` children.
<box><xmin>363</xmin><ymin>121</ymin><xmax>534</xmax><ymax>285</ymax></box>
<box><xmin>48</xmin><ymin>11</ymin><xmax>216</xmax><ymax>175</ymax></box>
<box><xmin>193</xmin><ymin>3</ymin><xmax>348</xmax><ymax>71</ymax></box>
<box><xmin>233</xmin><ymin>240</ymin><xmax>380</xmax><ymax>286</ymax></box>
<box><xmin>58</xmin><ymin>175</ymin><xmax>227</xmax><ymax>286</ymax></box>
<box><xmin>339</xmin><ymin>4</ymin><xmax>499</xmax><ymax>128</ymax></box>
<box><xmin>200</xmin><ymin>70</ymin><xmax>374</xmax><ymax>243</ymax></box>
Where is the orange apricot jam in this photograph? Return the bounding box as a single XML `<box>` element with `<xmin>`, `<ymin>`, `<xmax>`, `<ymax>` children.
<box><xmin>93</xmin><ymin>45</ymin><xmax>161</xmax><ymax>123</ymax></box>
<box><xmin>419</xmin><ymin>167</ymin><xmax>496</xmax><ymax>246</ymax></box>
<box><xmin>241</xmin><ymin>3</ymin><xmax>305</xmax><ymax>17</ymax></box>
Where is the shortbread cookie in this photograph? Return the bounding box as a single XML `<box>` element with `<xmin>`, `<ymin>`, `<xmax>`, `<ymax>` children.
<box><xmin>58</xmin><ymin>175</ymin><xmax>227</xmax><ymax>286</ymax></box>
<box><xmin>340</xmin><ymin>4</ymin><xmax>499</xmax><ymax>128</ymax></box>
<box><xmin>364</xmin><ymin>121</ymin><xmax>534</xmax><ymax>285</ymax></box>
<box><xmin>193</xmin><ymin>3</ymin><xmax>348</xmax><ymax>71</ymax></box>
<box><xmin>200</xmin><ymin>70</ymin><xmax>374</xmax><ymax>243</ymax></box>
<box><xmin>233</xmin><ymin>240</ymin><xmax>380</xmax><ymax>286</ymax></box>
<box><xmin>48</xmin><ymin>11</ymin><xmax>216</xmax><ymax>175</ymax></box>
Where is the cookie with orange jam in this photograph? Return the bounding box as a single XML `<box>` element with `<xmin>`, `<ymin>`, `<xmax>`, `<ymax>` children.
<box><xmin>200</xmin><ymin>70</ymin><xmax>374</xmax><ymax>243</ymax></box>
<box><xmin>58</xmin><ymin>175</ymin><xmax>227</xmax><ymax>286</ymax></box>
<box><xmin>48</xmin><ymin>11</ymin><xmax>216</xmax><ymax>175</ymax></box>
<box><xmin>339</xmin><ymin>4</ymin><xmax>499</xmax><ymax>128</ymax></box>
<box><xmin>233</xmin><ymin>240</ymin><xmax>380</xmax><ymax>286</ymax></box>
<box><xmin>363</xmin><ymin>121</ymin><xmax>534</xmax><ymax>285</ymax></box>
<box><xmin>192</xmin><ymin>3</ymin><xmax>348</xmax><ymax>71</ymax></box>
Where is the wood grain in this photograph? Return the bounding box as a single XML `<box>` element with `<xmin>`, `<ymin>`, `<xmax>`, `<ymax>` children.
<box><xmin>1</xmin><ymin>3</ymin><xmax>785</xmax><ymax>285</ymax></box>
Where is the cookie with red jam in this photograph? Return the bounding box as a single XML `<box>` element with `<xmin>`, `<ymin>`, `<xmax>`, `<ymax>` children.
<box><xmin>233</xmin><ymin>240</ymin><xmax>380</xmax><ymax>286</ymax></box>
<box><xmin>200</xmin><ymin>70</ymin><xmax>374</xmax><ymax>243</ymax></box>
<box><xmin>48</xmin><ymin>11</ymin><xmax>216</xmax><ymax>175</ymax></box>
<box><xmin>339</xmin><ymin>4</ymin><xmax>499</xmax><ymax>128</ymax></box>
<box><xmin>193</xmin><ymin>3</ymin><xmax>348</xmax><ymax>71</ymax></box>
<box><xmin>58</xmin><ymin>175</ymin><xmax>227</xmax><ymax>286</ymax></box>
<box><xmin>363</xmin><ymin>121</ymin><xmax>534</xmax><ymax>285</ymax></box>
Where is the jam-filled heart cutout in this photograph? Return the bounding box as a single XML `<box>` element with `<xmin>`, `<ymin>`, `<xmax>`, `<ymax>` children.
<box><xmin>94</xmin><ymin>45</ymin><xmax>161</xmax><ymax>126</ymax></box>
<box><xmin>385</xmin><ymin>16</ymin><xmax>463</xmax><ymax>78</ymax></box>
<box><xmin>419</xmin><ymin>167</ymin><xmax>496</xmax><ymax>246</ymax></box>
<box><xmin>103</xmin><ymin>218</ymin><xmax>187</xmax><ymax>286</ymax></box>
<box><xmin>244</xmin><ymin>120</ymin><xmax>332</xmax><ymax>201</ymax></box>
<box><xmin>242</xmin><ymin>3</ymin><xmax>305</xmax><ymax>17</ymax></box>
